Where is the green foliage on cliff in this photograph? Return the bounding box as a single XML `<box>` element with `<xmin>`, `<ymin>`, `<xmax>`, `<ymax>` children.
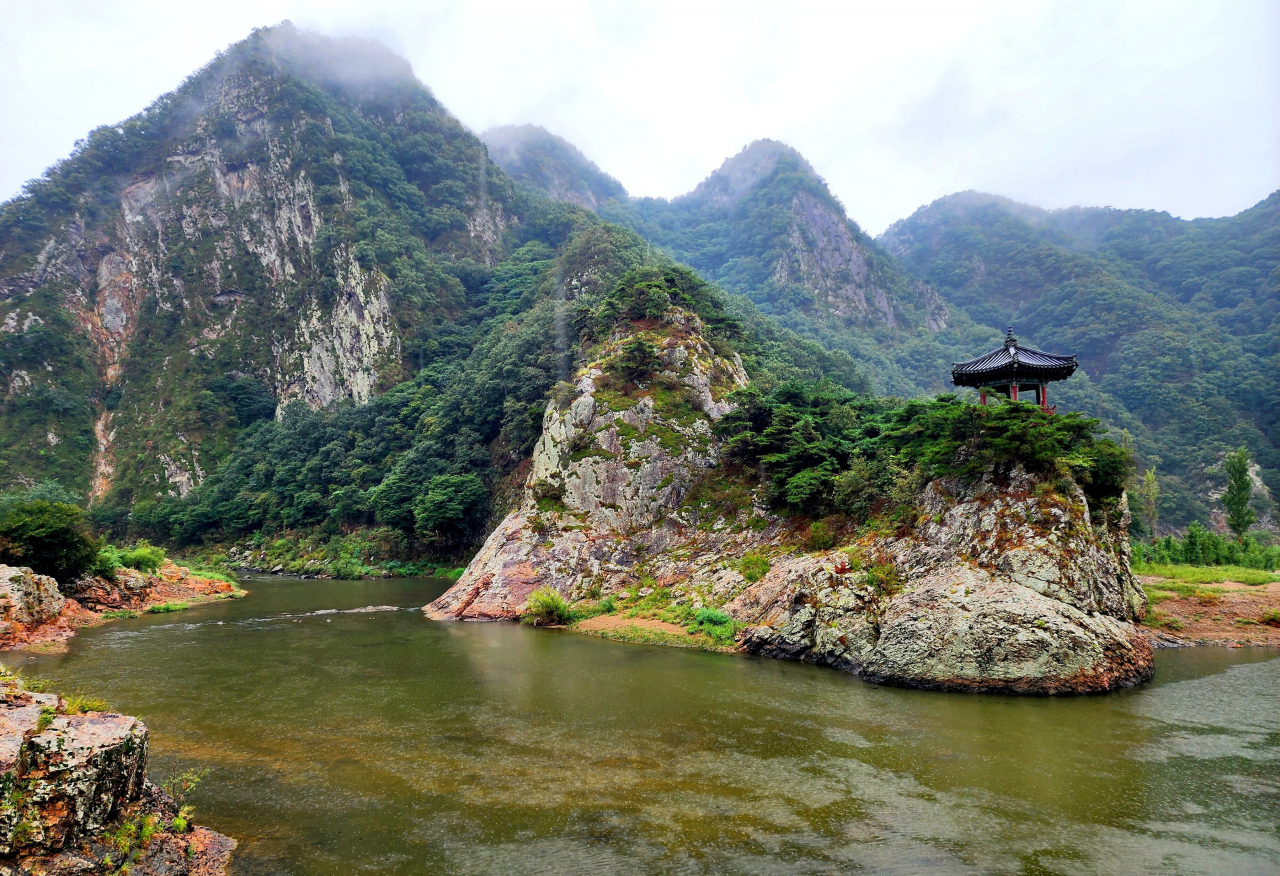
<box><xmin>717</xmin><ymin>380</ymin><xmax>1131</xmax><ymax>520</ymax></box>
<box><xmin>134</xmin><ymin>234</ymin><xmax>870</xmax><ymax>558</ymax></box>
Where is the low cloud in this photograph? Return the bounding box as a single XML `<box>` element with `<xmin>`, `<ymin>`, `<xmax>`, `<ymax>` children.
<box><xmin>1</xmin><ymin>0</ymin><xmax>1276</xmax><ymax>234</ymax></box>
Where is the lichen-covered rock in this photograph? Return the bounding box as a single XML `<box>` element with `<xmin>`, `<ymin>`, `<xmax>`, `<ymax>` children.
<box><xmin>726</xmin><ymin>471</ymin><xmax>1152</xmax><ymax>693</ymax></box>
<box><xmin>0</xmin><ymin>678</ymin><xmax>145</xmax><ymax>856</ymax></box>
<box><xmin>0</xmin><ymin>568</ymin><xmax>65</xmax><ymax>645</ymax></box>
<box><xmin>427</xmin><ymin>310</ymin><xmax>1149</xmax><ymax>694</ymax></box>
<box><xmin>0</xmin><ymin>676</ymin><xmax>235</xmax><ymax>875</ymax></box>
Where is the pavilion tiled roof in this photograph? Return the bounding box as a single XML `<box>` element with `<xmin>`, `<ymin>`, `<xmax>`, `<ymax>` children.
<box><xmin>951</xmin><ymin>328</ymin><xmax>1077</xmax><ymax>388</ymax></box>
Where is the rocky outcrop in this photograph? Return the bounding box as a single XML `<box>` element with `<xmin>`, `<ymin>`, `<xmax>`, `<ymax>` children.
<box><xmin>0</xmin><ymin>563</ymin><xmax>240</xmax><ymax>653</ymax></box>
<box><xmin>68</xmin><ymin>562</ymin><xmax>238</xmax><ymax>614</ymax></box>
<box><xmin>0</xmin><ymin>674</ymin><xmax>234</xmax><ymax>875</ymax></box>
<box><xmin>727</xmin><ymin>470</ymin><xmax>1150</xmax><ymax>694</ymax></box>
<box><xmin>428</xmin><ymin>323</ymin><xmax>1151</xmax><ymax>693</ymax></box>
<box><xmin>0</xmin><ymin>568</ymin><xmax>65</xmax><ymax>648</ymax></box>
<box><xmin>426</xmin><ymin>306</ymin><xmax>747</xmax><ymax>621</ymax></box>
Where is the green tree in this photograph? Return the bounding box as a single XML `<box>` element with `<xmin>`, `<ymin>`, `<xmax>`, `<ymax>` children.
<box><xmin>1222</xmin><ymin>447</ymin><xmax>1256</xmax><ymax>541</ymax></box>
<box><xmin>1136</xmin><ymin>467</ymin><xmax>1160</xmax><ymax>539</ymax></box>
<box><xmin>612</xmin><ymin>336</ymin><xmax>661</xmax><ymax>383</ymax></box>
<box><xmin>413</xmin><ymin>475</ymin><xmax>489</xmax><ymax>546</ymax></box>
<box><xmin>0</xmin><ymin>499</ymin><xmax>99</xmax><ymax>584</ymax></box>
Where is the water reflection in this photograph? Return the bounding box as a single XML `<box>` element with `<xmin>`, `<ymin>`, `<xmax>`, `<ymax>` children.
<box><xmin>8</xmin><ymin>577</ymin><xmax>1278</xmax><ymax>875</ymax></box>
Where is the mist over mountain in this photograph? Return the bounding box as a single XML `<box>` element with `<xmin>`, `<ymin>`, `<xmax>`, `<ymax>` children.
<box><xmin>486</xmin><ymin>128</ymin><xmax>989</xmax><ymax>398</ymax></box>
<box><xmin>0</xmin><ymin>25</ymin><xmax>858</xmax><ymax>548</ymax></box>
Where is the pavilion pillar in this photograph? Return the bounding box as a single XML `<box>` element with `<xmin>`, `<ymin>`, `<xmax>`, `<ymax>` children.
<box><xmin>1041</xmin><ymin>382</ymin><xmax>1048</xmax><ymax>411</ymax></box>
<box><xmin>980</xmin><ymin>389</ymin><xmax>987</xmax><ymax>406</ymax></box>
<box><xmin>1010</xmin><ymin>382</ymin><xmax>1018</xmax><ymax>402</ymax></box>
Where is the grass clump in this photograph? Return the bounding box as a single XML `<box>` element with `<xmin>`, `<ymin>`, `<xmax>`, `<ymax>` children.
<box><xmin>521</xmin><ymin>587</ymin><xmax>572</xmax><ymax>626</ymax></box>
<box><xmin>686</xmin><ymin>607</ymin><xmax>740</xmax><ymax>645</ymax></box>
<box><xmin>63</xmin><ymin>694</ymin><xmax>109</xmax><ymax>714</ymax></box>
<box><xmin>145</xmin><ymin>601</ymin><xmax>189</xmax><ymax>614</ymax></box>
<box><xmin>1260</xmin><ymin>609</ymin><xmax>1280</xmax><ymax>627</ymax></box>
<box><xmin>738</xmin><ymin>552</ymin><xmax>770</xmax><ymax>583</ymax></box>
<box><xmin>1142</xmin><ymin>612</ymin><xmax>1185</xmax><ymax>632</ymax></box>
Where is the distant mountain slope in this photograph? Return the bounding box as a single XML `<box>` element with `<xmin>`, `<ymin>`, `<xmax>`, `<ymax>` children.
<box><xmin>482</xmin><ymin>125</ymin><xmax>627</xmax><ymax>213</ymax></box>
<box><xmin>487</xmin><ymin>131</ymin><xmax>983</xmax><ymax>395</ymax></box>
<box><xmin>0</xmin><ymin>29</ymin><xmax>865</xmax><ymax>553</ymax></box>
<box><xmin>881</xmin><ymin>192</ymin><xmax>1280</xmax><ymax>527</ymax></box>
<box><xmin>489</xmin><ymin>127</ymin><xmax>1278</xmax><ymax>530</ymax></box>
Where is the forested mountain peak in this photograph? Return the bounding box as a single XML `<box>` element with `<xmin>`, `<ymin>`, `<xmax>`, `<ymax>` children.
<box><xmin>1</xmin><ymin>25</ymin><xmax>867</xmax><ymax>551</ymax></box>
<box><xmin>0</xmin><ymin>23</ymin><xmax>544</xmax><ymax>510</ymax></box>
<box><xmin>678</xmin><ymin>139</ymin><xmax>815</xmax><ymax>210</ymax></box>
<box><xmin>481</xmin><ymin>124</ymin><xmax>627</xmax><ymax>212</ymax></box>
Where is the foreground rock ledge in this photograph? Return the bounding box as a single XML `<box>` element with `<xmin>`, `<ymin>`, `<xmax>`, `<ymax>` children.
<box><xmin>425</xmin><ymin>309</ymin><xmax>1152</xmax><ymax>694</ymax></box>
<box><xmin>0</xmin><ymin>675</ymin><xmax>234</xmax><ymax>875</ymax></box>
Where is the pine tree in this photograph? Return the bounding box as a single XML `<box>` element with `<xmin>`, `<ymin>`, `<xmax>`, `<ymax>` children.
<box><xmin>1222</xmin><ymin>447</ymin><xmax>1255</xmax><ymax>541</ymax></box>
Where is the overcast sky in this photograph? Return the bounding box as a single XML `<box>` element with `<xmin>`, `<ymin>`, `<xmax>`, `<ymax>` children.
<box><xmin>1</xmin><ymin>0</ymin><xmax>1276</xmax><ymax>235</ymax></box>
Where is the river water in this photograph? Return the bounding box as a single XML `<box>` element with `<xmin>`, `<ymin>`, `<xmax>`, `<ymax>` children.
<box><xmin>7</xmin><ymin>577</ymin><xmax>1278</xmax><ymax>875</ymax></box>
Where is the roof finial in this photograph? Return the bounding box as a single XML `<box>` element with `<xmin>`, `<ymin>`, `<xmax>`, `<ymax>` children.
<box><xmin>1004</xmin><ymin>325</ymin><xmax>1016</xmax><ymax>348</ymax></box>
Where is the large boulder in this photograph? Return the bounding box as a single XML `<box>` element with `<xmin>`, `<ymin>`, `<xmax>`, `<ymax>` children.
<box><xmin>0</xmin><ymin>678</ymin><xmax>146</xmax><ymax>856</ymax></box>
<box><xmin>0</xmin><ymin>567</ymin><xmax>65</xmax><ymax>646</ymax></box>
<box><xmin>727</xmin><ymin>471</ymin><xmax>1152</xmax><ymax>694</ymax></box>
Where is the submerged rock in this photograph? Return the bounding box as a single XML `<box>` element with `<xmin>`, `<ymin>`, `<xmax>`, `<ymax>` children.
<box><xmin>427</xmin><ymin>313</ymin><xmax>1151</xmax><ymax>695</ymax></box>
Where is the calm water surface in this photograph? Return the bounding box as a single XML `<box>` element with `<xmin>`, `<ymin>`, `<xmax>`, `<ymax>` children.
<box><xmin>8</xmin><ymin>577</ymin><xmax>1278</xmax><ymax>875</ymax></box>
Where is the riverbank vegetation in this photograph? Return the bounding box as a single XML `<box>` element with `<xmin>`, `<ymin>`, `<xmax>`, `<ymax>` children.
<box><xmin>1131</xmin><ymin>522</ymin><xmax>1280</xmax><ymax>571</ymax></box>
<box><xmin>1134</xmin><ymin>562</ymin><xmax>1279</xmax><ymax>587</ymax></box>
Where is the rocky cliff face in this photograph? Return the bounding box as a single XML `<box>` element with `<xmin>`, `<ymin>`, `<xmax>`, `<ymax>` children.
<box><xmin>0</xmin><ymin>25</ymin><xmax>518</xmax><ymax>505</ymax></box>
<box><xmin>426</xmin><ymin>305</ymin><xmax>747</xmax><ymax>620</ymax></box>
<box><xmin>0</xmin><ymin>673</ymin><xmax>234</xmax><ymax>874</ymax></box>
<box><xmin>427</xmin><ymin>324</ymin><xmax>1151</xmax><ymax>693</ymax></box>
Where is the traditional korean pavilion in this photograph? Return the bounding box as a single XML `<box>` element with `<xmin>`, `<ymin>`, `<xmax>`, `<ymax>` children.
<box><xmin>951</xmin><ymin>327</ymin><xmax>1077</xmax><ymax>410</ymax></box>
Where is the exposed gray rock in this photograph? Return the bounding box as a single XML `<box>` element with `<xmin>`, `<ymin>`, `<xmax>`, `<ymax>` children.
<box><xmin>0</xmin><ymin>567</ymin><xmax>65</xmax><ymax>643</ymax></box>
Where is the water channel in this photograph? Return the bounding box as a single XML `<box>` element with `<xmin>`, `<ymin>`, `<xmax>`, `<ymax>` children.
<box><xmin>8</xmin><ymin>576</ymin><xmax>1278</xmax><ymax>875</ymax></box>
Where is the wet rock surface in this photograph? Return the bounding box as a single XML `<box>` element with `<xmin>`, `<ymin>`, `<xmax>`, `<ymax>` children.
<box><xmin>0</xmin><ymin>675</ymin><xmax>234</xmax><ymax>875</ymax></box>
